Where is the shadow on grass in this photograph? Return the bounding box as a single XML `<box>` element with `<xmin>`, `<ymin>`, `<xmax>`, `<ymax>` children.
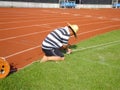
<box><xmin>62</xmin><ymin>45</ymin><xmax>78</xmax><ymax>54</ymax></box>
<box><xmin>69</xmin><ymin>44</ymin><xmax>77</xmax><ymax>49</ymax></box>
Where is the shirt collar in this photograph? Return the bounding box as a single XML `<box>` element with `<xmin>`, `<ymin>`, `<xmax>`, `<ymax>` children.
<box><xmin>64</xmin><ymin>26</ymin><xmax>70</xmax><ymax>35</ymax></box>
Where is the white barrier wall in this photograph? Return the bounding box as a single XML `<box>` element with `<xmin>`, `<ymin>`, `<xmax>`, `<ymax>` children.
<box><xmin>76</xmin><ymin>4</ymin><xmax>112</xmax><ymax>8</ymax></box>
<box><xmin>0</xmin><ymin>1</ymin><xmax>59</xmax><ymax>8</ymax></box>
<box><xmin>0</xmin><ymin>1</ymin><xmax>112</xmax><ymax>8</ymax></box>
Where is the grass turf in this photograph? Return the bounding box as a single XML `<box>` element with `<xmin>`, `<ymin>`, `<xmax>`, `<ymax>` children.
<box><xmin>0</xmin><ymin>30</ymin><xmax>120</xmax><ymax>90</ymax></box>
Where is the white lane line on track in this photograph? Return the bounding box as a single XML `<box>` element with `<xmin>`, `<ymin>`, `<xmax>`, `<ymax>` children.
<box><xmin>0</xmin><ymin>15</ymin><xmax>83</xmax><ymax>25</ymax></box>
<box><xmin>0</xmin><ymin>18</ymin><xmax>53</xmax><ymax>24</ymax></box>
<box><xmin>0</xmin><ymin>30</ymin><xmax>51</xmax><ymax>41</ymax></box>
<box><xmin>0</xmin><ymin>24</ymin><xmax>52</xmax><ymax>31</ymax></box>
<box><xmin>0</xmin><ymin>20</ymin><xmax>112</xmax><ymax>31</ymax></box>
<box><xmin>61</xmin><ymin>13</ymin><xmax>70</xmax><ymax>14</ymax></box>
<box><xmin>0</xmin><ymin>16</ymin><xmax>71</xmax><ymax>24</ymax></box>
<box><xmin>0</xmin><ymin>12</ymin><xmax>85</xmax><ymax>24</ymax></box>
<box><xmin>111</xmin><ymin>18</ymin><xmax>120</xmax><ymax>21</ymax></box>
<box><xmin>77</xmin><ymin>24</ymin><xmax>120</xmax><ymax>36</ymax></box>
<box><xmin>71</xmin><ymin>24</ymin><xmax>120</xmax><ymax>39</ymax></box>
<box><xmin>1</xmin><ymin>11</ymin><xmax>120</xmax><ymax>22</ymax></box>
<box><xmin>0</xmin><ymin>21</ymin><xmax>118</xmax><ymax>42</ymax></box>
<box><xmin>71</xmin><ymin>13</ymin><xmax>120</xmax><ymax>21</ymax></box>
<box><xmin>0</xmin><ymin>10</ymin><xmax>54</xmax><ymax>16</ymax></box>
<box><xmin>0</xmin><ymin>11</ymin><xmax>47</xmax><ymax>15</ymax></box>
<box><xmin>79</xmin><ymin>20</ymin><xmax>113</xmax><ymax>26</ymax></box>
<box><xmin>84</xmin><ymin>15</ymin><xmax>93</xmax><ymax>18</ymax></box>
<box><xmin>3</xmin><ymin>25</ymin><xmax>120</xmax><ymax>59</ymax></box>
<box><xmin>0</xmin><ymin>24</ymin><xmax>38</xmax><ymax>31</ymax></box>
<box><xmin>0</xmin><ymin>14</ymin><xmax>64</xmax><ymax>20</ymax></box>
<box><xmin>73</xmin><ymin>14</ymin><xmax>81</xmax><ymax>16</ymax></box>
<box><xmin>1</xmin><ymin>12</ymin><xmax>116</xmax><ymax>25</ymax></box>
<box><xmin>0</xmin><ymin>17</ymin><xmax>46</xmax><ymax>20</ymax></box>
<box><xmin>0</xmin><ymin>14</ymin><xmax>86</xmax><ymax>24</ymax></box>
<box><xmin>0</xmin><ymin>18</ymin><xmax>87</xmax><ymax>31</ymax></box>
<box><xmin>4</xmin><ymin>40</ymin><xmax>120</xmax><ymax>59</ymax></box>
<box><xmin>4</xmin><ymin>45</ymin><xmax>41</xmax><ymax>59</ymax></box>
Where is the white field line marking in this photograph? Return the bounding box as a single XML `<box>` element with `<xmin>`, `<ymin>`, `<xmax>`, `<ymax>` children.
<box><xmin>0</xmin><ymin>24</ymin><xmax>120</xmax><ymax>42</ymax></box>
<box><xmin>82</xmin><ymin>56</ymin><xmax>120</xmax><ymax>70</ymax></box>
<box><xmin>72</xmin><ymin>40</ymin><xmax>120</xmax><ymax>52</ymax></box>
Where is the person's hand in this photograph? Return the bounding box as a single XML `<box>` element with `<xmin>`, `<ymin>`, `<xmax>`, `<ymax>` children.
<box><xmin>66</xmin><ymin>48</ymin><xmax>72</xmax><ymax>54</ymax></box>
<box><xmin>62</xmin><ymin>44</ymin><xmax>71</xmax><ymax>49</ymax></box>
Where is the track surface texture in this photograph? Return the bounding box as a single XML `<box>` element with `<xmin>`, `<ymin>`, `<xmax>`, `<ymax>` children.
<box><xmin>0</xmin><ymin>8</ymin><xmax>120</xmax><ymax>70</ymax></box>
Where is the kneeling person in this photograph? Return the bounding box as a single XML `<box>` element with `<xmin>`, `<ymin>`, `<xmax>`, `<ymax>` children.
<box><xmin>41</xmin><ymin>24</ymin><xmax>79</xmax><ymax>62</ymax></box>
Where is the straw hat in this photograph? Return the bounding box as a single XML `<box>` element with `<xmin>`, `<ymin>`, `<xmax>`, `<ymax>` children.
<box><xmin>68</xmin><ymin>23</ymin><xmax>79</xmax><ymax>38</ymax></box>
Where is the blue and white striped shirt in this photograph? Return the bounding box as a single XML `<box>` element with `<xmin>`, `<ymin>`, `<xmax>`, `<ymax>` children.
<box><xmin>42</xmin><ymin>26</ymin><xmax>70</xmax><ymax>50</ymax></box>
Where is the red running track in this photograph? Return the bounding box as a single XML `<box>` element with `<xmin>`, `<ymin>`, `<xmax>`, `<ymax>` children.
<box><xmin>0</xmin><ymin>8</ymin><xmax>120</xmax><ymax>70</ymax></box>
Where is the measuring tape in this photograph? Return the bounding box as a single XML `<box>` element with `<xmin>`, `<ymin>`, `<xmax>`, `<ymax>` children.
<box><xmin>0</xmin><ymin>57</ymin><xmax>10</xmax><ymax>79</ymax></box>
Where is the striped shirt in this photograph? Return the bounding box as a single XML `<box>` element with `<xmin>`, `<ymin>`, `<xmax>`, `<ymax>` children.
<box><xmin>42</xmin><ymin>26</ymin><xmax>70</xmax><ymax>50</ymax></box>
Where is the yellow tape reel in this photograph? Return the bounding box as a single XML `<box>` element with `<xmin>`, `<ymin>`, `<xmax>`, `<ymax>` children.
<box><xmin>0</xmin><ymin>57</ymin><xmax>10</xmax><ymax>79</ymax></box>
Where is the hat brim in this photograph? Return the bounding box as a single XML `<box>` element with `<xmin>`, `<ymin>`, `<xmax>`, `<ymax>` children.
<box><xmin>68</xmin><ymin>24</ymin><xmax>77</xmax><ymax>38</ymax></box>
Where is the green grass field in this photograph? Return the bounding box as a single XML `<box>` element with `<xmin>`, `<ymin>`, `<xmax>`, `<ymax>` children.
<box><xmin>0</xmin><ymin>30</ymin><xmax>120</xmax><ymax>90</ymax></box>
